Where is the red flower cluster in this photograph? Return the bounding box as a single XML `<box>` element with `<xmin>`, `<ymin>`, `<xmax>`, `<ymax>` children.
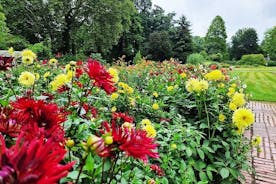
<box><xmin>85</xmin><ymin>59</ymin><xmax>116</xmax><ymax>94</ymax></box>
<box><xmin>0</xmin><ymin>134</ymin><xmax>74</xmax><ymax>184</ymax></box>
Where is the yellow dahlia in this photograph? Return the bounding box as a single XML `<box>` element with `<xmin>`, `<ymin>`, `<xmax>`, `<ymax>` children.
<box><xmin>231</xmin><ymin>92</ymin><xmax>246</xmax><ymax>107</ymax></box>
<box><xmin>49</xmin><ymin>58</ymin><xmax>58</xmax><ymax>65</ymax></box>
<box><xmin>108</xmin><ymin>67</ymin><xmax>119</xmax><ymax>83</ymax></box>
<box><xmin>152</xmin><ymin>103</ymin><xmax>159</xmax><ymax>110</ymax></box>
<box><xmin>232</xmin><ymin>108</ymin><xmax>254</xmax><ymax>134</ymax></box>
<box><xmin>18</xmin><ymin>71</ymin><xmax>35</xmax><ymax>87</ymax></box>
<box><xmin>110</xmin><ymin>93</ymin><xmax>119</xmax><ymax>100</ymax></box>
<box><xmin>219</xmin><ymin>113</ymin><xmax>226</xmax><ymax>122</ymax></box>
<box><xmin>204</xmin><ymin>70</ymin><xmax>225</xmax><ymax>81</ymax></box>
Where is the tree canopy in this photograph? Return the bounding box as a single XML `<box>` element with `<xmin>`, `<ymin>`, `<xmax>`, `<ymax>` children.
<box><xmin>261</xmin><ymin>26</ymin><xmax>276</xmax><ymax>60</ymax></box>
<box><xmin>230</xmin><ymin>28</ymin><xmax>259</xmax><ymax>60</ymax></box>
<box><xmin>205</xmin><ymin>15</ymin><xmax>227</xmax><ymax>56</ymax></box>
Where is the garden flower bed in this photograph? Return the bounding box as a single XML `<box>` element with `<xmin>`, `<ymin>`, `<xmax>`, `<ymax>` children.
<box><xmin>0</xmin><ymin>50</ymin><xmax>260</xmax><ymax>184</ymax></box>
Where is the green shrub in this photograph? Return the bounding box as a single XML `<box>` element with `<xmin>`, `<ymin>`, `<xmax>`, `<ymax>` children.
<box><xmin>187</xmin><ymin>53</ymin><xmax>205</xmax><ymax>64</ymax></box>
<box><xmin>0</xmin><ymin>34</ymin><xmax>29</xmax><ymax>50</ymax></box>
<box><xmin>209</xmin><ymin>53</ymin><xmax>223</xmax><ymax>62</ymax></box>
<box><xmin>238</xmin><ymin>54</ymin><xmax>266</xmax><ymax>66</ymax></box>
<box><xmin>267</xmin><ymin>60</ymin><xmax>276</xmax><ymax>66</ymax></box>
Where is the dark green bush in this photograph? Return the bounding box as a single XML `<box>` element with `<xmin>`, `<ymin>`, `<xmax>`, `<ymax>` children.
<box><xmin>0</xmin><ymin>34</ymin><xmax>29</xmax><ymax>50</ymax></box>
<box><xmin>238</xmin><ymin>54</ymin><xmax>266</xmax><ymax>66</ymax></box>
<box><xmin>209</xmin><ymin>53</ymin><xmax>223</xmax><ymax>62</ymax></box>
<box><xmin>267</xmin><ymin>60</ymin><xmax>276</xmax><ymax>66</ymax></box>
<box><xmin>187</xmin><ymin>53</ymin><xmax>205</xmax><ymax>64</ymax></box>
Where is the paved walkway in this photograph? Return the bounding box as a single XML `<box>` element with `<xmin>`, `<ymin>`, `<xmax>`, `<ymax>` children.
<box><xmin>244</xmin><ymin>101</ymin><xmax>276</xmax><ymax>184</ymax></box>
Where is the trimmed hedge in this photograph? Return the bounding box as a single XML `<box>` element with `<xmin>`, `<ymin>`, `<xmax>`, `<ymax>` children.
<box><xmin>238</xmin><ymin>54</ymin><xmax>266</xmax><ymax>66</ymax></box>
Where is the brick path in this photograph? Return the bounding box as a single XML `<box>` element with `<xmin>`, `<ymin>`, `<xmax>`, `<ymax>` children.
<box><xmin>243</xmin><ymin>101</ymin><xmax>276</xmax><ymax>184</ymax></box>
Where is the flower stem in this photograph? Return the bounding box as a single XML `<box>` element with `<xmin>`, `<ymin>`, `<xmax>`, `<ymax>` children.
<box><xmin>204</xmin><ymin>100</ymin><xmax>211</xmax><ymax>139</ymax></box>
<box><xmin>76</xmin><ymin>154</ymin><xmax>88</xmax><ymax>184</ymax></box>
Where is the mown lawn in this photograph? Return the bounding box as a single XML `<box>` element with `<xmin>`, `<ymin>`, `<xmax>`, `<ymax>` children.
<box><xmin>230</xmin><ymin>67</ymin><xmax>276</xmax><ymax>102</ymax></box>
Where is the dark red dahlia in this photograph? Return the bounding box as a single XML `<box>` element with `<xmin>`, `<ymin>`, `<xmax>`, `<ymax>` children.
<box><xmin>10</xmin><ymin>98</ymin><xmax>65</xmax><ymax>141</ymax></box>
<box><xmin>0</xmin><ymin>107</ymin><xmax>21</xmax><ymax>137</ymax></box>
<box><xmin>85</xmin><ymin>59</ymin><xmax>116</xmax><ymax>94</ymax></box>
<box><xmin>0</xmin><ymin>56</ymin><xmax>13</xmax><ymax>71</ymax></box>
<box><xmin>0</xmin><ymin>134</ymin><xmax>74</xmax><ymax>184</ymax></box>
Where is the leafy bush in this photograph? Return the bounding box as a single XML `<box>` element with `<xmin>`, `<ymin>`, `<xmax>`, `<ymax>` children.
<box><xmin>267</xmin><ymin>60</ymin><xmax>276</xmax><ymax>66</ymax></box>
<box><xmin>187</xmin><ymin>53</ymin><xmax>205</xmax><ymax>64</ymax></box>
<box><xmin>238</xmin><ymin>54</ymin><xmax>266</xmax><ymax>66</ymax></box>
<box><xmin>0</xmin><ymin>34</ymin><xmax>29</xmax><ymax>50</ymax></box>
<box><xmin>209</xmin><ymin>53</ymin><xmax>223</xmax><ymax>62</ymax></box>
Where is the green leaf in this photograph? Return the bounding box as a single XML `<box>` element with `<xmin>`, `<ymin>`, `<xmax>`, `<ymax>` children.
<box><xmin>207</xmin><ymin>170</ymin><xmax>213</xmax><ymax>180</ymax></box>
<box><xmin>199</xmin><ymin>171</ymin><xmax>208</xmax><ymax>181</ymax></box>
<box><xmin>186</xmin><ymin>147</ymin><xmax>193</xmax><ymax>157</ymax></box>
<box><xmin>84</xmin><ymin>153</ymin><xmax>94</xmax><ymax>173</ymax></box>
<box><xmin>197</xmin><ymin>149</ymin><xmax>205</xmax><ymax>160</ymax></box>
<box><xmin>220</xmin><ymin>168</ymin><xmax>230</xmax><ymax>179</ymax></box>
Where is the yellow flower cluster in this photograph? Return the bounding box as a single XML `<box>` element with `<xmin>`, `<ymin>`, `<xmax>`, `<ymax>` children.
<box><xmin>18</xmin><ymin>71</ymin><xmax>36</xmax><ymax>87</ymax></box>
<box><xmin>108</xmin><ymin>67</ymin><xmax>119</xmax><ymax>83</ymax></box>
<box><xmin>50</xmin><ymin>73</ymin><xmax>70</xmax><ymax>91</ymax></box>
<box><xmin>141</xmin><ymin>119</ymin><xmax>157</xmax><ymax>138</ymax></box>
<box><xmin>232</xmin><ymin>108</ymin><xmax>254</xmax><ymax>134</ymax></box>
<box><xmin>204</xmin><ymin>70</ymin><xmax>225</xmax><ymax>81</ymax></box>
<box><xmin>118</xmin><ymin>82</ymin><xmax>134</xmax><ymax>94</ymax></box>
<box><xmin>185</xmin><ymin>78</ymin><xmax>209</xmax><ymax>93</ymax></box>
<box><xmin>22</xmin><ymin>49</ymin><xmax>36</xmax><ymax>65</ymax></box>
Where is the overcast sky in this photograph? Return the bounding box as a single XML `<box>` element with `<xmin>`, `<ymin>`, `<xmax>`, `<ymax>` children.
<box><xmin>152</xmin><ymin>0</ymin><xmax>276</xmax><ymax>42</ymax></box>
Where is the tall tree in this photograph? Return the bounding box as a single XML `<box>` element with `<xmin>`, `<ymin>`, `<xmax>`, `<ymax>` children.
<box><xmin>147</xmin><ymin>31</ymin><xmax>172</xmax><ymax>61</ymax></box>
<box><xmin>109</xmin><ymin>12</ymin><xmax>144</xmax><ymax>60</ymax></box>
<box><xmin>261</xmin><ymin>26</ymin><xmax>276</xmax><ymax>60</ymax></box>
<box><xmin>230</xmin><ymin>28</ymin><xmax>259</xmax><ymax>60</ymax></box>
<box><xmin>1</xmin><ymin>0</ymin><xmax>135</xmax><ymax>54</ymax></box>
<box><xmin>0</xmin><ymin>3</ymin><xmax>8</xmax><ymax>43</ymax></box>
<box><xmin>172</xmin><ymin>15</ymin><xmax>193</xmax><ymax>62</ymax></box>
<box><xmin>205</xmin><ymin>15</ymin><xmax>227</xmax><ymax>55</ymax></box>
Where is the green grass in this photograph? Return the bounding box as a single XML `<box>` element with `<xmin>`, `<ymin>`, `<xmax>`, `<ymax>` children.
<box><xmin>230</xmin><ymin>67</ymin><xmax>276</xmax><ymax>102</ymax></box>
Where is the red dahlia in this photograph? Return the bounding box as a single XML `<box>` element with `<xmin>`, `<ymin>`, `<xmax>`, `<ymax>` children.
<box><xmin>103</xmin><ymin>122</ymin><xmax>159</xmax><ymax>162</ymax></box>
<box><xmin>0</xmin><ymin>56</ymin><xmax>13</xmax><ymax>71</ymax></box>
<box><xmin>0</xmin><ymin>134</ymin><xmax>74</xmax><ymax>184</ymax></box>
<box><xmin>0</xmin><ymin>107</ymin><xmax>21</xmax><ymax>137</ymax></box>
<box><xmin>10</xmin><ymin>98</ymin><xmax>65</xmax><ymax>141</ymax></box>
<box><xmin>85</xmin><ymin>59</ymin><xmax>116</xmax><ymax>94</ymax></box>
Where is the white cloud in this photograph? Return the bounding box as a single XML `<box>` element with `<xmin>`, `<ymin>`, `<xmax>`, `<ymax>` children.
<box><xmin>151</xmin><ymin>0</ymin><xmax>276</xmax><ymax>42</ymax></box>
